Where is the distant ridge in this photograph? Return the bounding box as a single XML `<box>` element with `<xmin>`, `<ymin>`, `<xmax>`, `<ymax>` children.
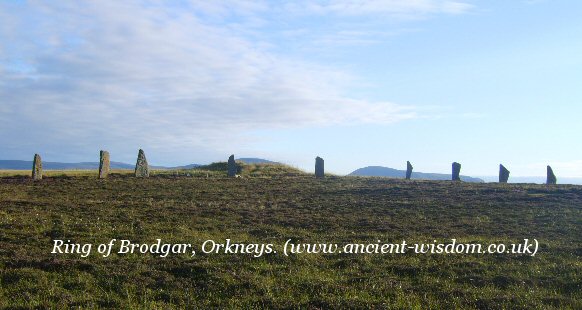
<box><xmin>169</xmin><ymin>164</ymin><xmax>202</xmax><ymax>170</ymax></box>
<box><xmin>237</xmin><ymin>158</ymin><xmax>278</xmax><ymax>164</ymax></box>
<box><xmin>478</xmin><ymin>175</ymin><xmax>582</xmax><ymax>185</ymax></box>
<box><xmin>0</xmin><ymin>158</ymin><xmax>278</xmax><ymax>170</ymax></box>
<box><xmin>349</xmin><ymin>166</ymin><xmax>484</xmax><ymax>183</ymax></box>
<box><xmin>0</xmin><ymin>160</ymin><xmax>187</xmax><ymax>170</ymax></box>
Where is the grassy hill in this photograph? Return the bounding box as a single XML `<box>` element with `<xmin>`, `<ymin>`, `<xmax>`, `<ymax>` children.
<box><xmin>0</xmin><ymin>166</ymin><xmax>580</xmax><ymax>308</ymax></box>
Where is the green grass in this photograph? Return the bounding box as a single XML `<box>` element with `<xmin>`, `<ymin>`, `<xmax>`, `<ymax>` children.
<box><xmin>0</xmin><ymin>164</ymin><xmax>580</xmax><ymax>308</ymax></box>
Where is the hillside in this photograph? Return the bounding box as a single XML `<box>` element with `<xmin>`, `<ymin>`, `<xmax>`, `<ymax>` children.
<box><xmin>191</xmin><ymin>161</ymin><xmax>305</xmax><ymax>178</ymax></box>
<box><xmin>349</xmin><ymin>166</ymin><xmax>484</xmax><ymax>182</ymax></box>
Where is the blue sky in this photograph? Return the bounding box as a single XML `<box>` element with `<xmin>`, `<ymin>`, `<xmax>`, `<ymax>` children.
<box><xmin>1</xmin><ymin>0</ymin><xmax>581</xmax><ymax>177</ymax></box>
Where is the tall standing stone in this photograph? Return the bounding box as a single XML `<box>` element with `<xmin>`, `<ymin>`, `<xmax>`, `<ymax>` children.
<box><xmin>499</xmin><ymin>164</ymin><xmax>510</xmax><ymax>183</ymax></box>
<box><xmin>134</xmin><ymin>149</ymin><xmax>149</xmax><ymax>178</ymax></box>
<box><xmin>452</xmin><ymin>162</ymin><xmax>461</xmax><ymax>181</ymax></box>
<box><xmin>32</xmin><ymin>154</ymin><xmax>42</xmax><ymax>180</ymax></box>
<box><xmin>406</xmin><ymin>161</ymin><xmax>413</xmax><ymax>180</ymax></box>
<box><xmin>315</xmin><ymin>156</ymin><xmax>324</xmax><ymax>178</ymax></box>
<box><xmin>546</xmin><ymin>165</ymin><xmax>557</xmax><ymax>185</ymax></box>
<box><xmin>227</xmin><ymin>155</ymin><xmax>237</xmax><ymax>177</ymax></box>
<box><xmin>99</xmin><ymin>150</ymin><xmax>110</xmax><ymax>179</ymax></box>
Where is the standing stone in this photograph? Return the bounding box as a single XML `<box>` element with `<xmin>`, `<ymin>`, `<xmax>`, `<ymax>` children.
<box><xmin>134</xmin><ymin>149</ymin><xmax>149</xmax><ymax>177</ymax></box>
<box><xmin>315</xmin><ymin>156</ymin><xmax>324</xmax><ymax>178</ymax></box>
<box><xmin>452</xmin><ymin>162</ymin><xmax>461</xmax><ymax>181</ymax></box>
<box><xmin>499</xmin><ymin>164</ymin><xmax>510</xmax><ymax>183</ymax></box>
<box><xmin>98</xmin><ymin>150</ymin><xmax>110</xmax><ymax>179</ymax></box>
<box><xmin>227</xmin><ymin>155</ymin><xmax>237</xmax><ymax>177</ymax></box>
<box><xmin>406</xmin><ymin>161</ymin><xmax>413</xmax><ymax>180</ymax></box>
<box><xmin>32</xmin><ymin>154</ymin><xmax>42</xmax><ymax>180</ymax></box>
<box><xmin>546</xmin><ymin>165</ymin><xmax>557</xmax><ymax>185</ymax></box>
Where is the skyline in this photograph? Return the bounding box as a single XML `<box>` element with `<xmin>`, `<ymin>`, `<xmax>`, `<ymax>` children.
<box><xmin>0</xmin><ymin>153</ymin><xmax>575</xmax><ymax>183</ymax></box>
<box><xmin>1</xmin><ymin>1</ymin><xmax>581</xmax><ymax>177</ymax></box>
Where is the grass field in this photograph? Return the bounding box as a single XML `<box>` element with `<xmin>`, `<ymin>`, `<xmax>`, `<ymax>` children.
<box><xmin>0</xmin><ymin>164</ymin><xmax>581</xmax><ymax>309</ymax></box>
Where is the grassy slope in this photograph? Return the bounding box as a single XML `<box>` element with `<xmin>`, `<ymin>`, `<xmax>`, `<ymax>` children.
<box><xmin>0</xmin><ymin>165</ymin><xmax>581</xmax><ymax>309</ymax></box>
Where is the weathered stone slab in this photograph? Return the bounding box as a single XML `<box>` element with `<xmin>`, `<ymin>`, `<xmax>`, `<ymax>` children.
<box><xmin>406</xmin><ymin>161</ymin><xmax>413</xmax><ymax>180</ymax></box>
<box><xmin>32</xmin><ymin>154</ymin><xmax>42</xmax><ymax>180</ymax></box>
<box><xmin>315</xmin><ymin>156</ymin><xmax>324</xmax><ymax>178</ymax></box>
<box><xmin>499</xmin><ymin>164</ymin><xmax>510</xmax><ymax>183</ymax></box>
<box><xmin>452</xmin><ymin>162</ymin><xmax>461</xmax><ymax>181</ymax></box>
<box><xmin>547</xmin><ymin>165</ymin><xmax>557</xmax><ymax>185</ymax></box>
<box><xmin>134</xmin><ymin>149</ymin><xmax>149</xmax><ymax>177</ymax></box>
<box><xmin>99</xmin><ymin>150</ymin><xmax>110</xmax><ymax>179</ymax></box>
<box><xmin>227</xmin><ymin>155</ymin><xmax>237</xmax><ymax>177</ymax></box>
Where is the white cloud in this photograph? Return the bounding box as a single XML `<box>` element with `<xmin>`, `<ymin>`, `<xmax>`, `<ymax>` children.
<box><xmin>276</xmin><ymin>0</ymin><xmax>472</xmax><ymax>53</ymax></box>
<box><xmin>441</xmin><ymin>1</ymin><xmax>473</xmax><ymax>14</ymax></box>
<box><xmin>285</xmin><ymin>0</ymin><xmax>473</xmax><ymax>17</ymax></box>
<box><xmin>0</xmin><ymin>1</ymin><xmax>421</xmax><ymax>163</ymax></box>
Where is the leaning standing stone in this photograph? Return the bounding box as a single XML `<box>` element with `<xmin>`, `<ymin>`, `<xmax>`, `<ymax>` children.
<box><xmin>32</xmin><ymin>154</ymin><xmax>42</xmax><ymax>180</ymax></box>
<box><xmin>546</xmin><ymin>165</ymin><xmax>557</xmax><ymax>185</ymax></box>
<box><xmin>227</xmin><ymin>155</ymin><xmax>237</xmax><ymax>177</ymax></box>
<box><xmin>315</xmin><ymin>156</ymin><xmax>324</xmax><ymax>178</ymax></box>
<box><xmin>406</xmin><ymin>161</ymin><xmax>413</xmax><ymax>180</ymax></box>
<box><xmin>135</xmin><ymin>149</ymin><xmax>149</xmax><ymax>177</ymax></box>
<box><xmin>499</xmin><ymin>164</ymin><xmax>510</xmax><ymax>183</ymax></box>
<box><xmin>452</xmin><ymin>162</ymin><xmax>461</xmax><ymax>181</ymax></box>
<box><xmin>99</xmin><ymin>150</ymin><xmax>110</xmax><ymax>179</ymax></box>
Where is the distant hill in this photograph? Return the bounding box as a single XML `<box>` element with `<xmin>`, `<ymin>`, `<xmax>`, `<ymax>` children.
<box><xmin>169</xmin><ymin>164</ymin><xmax>201</xmax><ymax>170</ymax></box>
<box><xmin>0</xmin><ymin>160</ymin><xmax>36</xmax><ymax>170</ymax></box>
<box><xmin>478</xmin><ymin>175</ymin><xmax>582</xmax><ymax>185</ymax></box>
<box><xmin>0</xmin><ymin>160</ymin><xmax>134</xmax><ymax>170</ymax></box>
<box><xmin>0</xmin><ymin>158</ymin><xmax>277</xmax><ymax>170</ymax></box>
<box><xmin>0</xmin><ymin>159</ymin><xmax>289</xmax><ymax>170</ymax></box>
<box><xmin>0</xmin><ymin>159</ymin><xmax>277</xmax><ymax>170</ymax></box>
<box><xmin>349</xmin><ymin>166</ymin><xmax>484</xmax><ymax>183</ymax></box>
<box><xmin>0</xmin><ymin>160</ymin><xmax>197</xmax><ymax>170</ymax></box>
<box><xmin>237</xmin><ymin>158</ymin><xmax>278</xmax><ymax>164</ymax></box>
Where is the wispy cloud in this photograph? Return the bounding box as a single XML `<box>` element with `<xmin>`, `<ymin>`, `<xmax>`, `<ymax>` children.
<box><xmin>0</xmin><ymin>1</ymin><xmax>428</xmax><ymax>163</ymax></box>
<box><xmin>285</xmin><ymin>0</ymin><xmax>473</xmax><ymax>17</ymax></box>
<box><xmin>275</xmin><ymin>1</ymin><xmax>472</xmax><ymax>53</ymax></box>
